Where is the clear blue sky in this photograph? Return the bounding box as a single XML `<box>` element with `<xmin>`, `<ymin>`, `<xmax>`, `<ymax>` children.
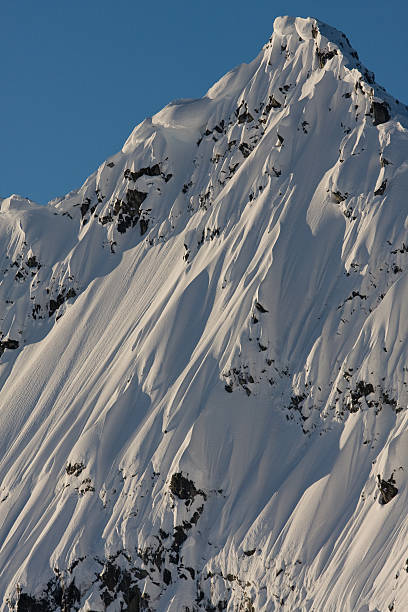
<box><xmin>1</xmin><ymin>1</ymin><xmax>407</xmax><ymax>203</ymax></box>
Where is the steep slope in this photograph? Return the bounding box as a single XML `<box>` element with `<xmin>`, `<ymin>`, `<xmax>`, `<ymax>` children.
<box><xmin>1</xmin><ymin>15</ymin><xmax>408</xmax><ymax>612</ymax></box>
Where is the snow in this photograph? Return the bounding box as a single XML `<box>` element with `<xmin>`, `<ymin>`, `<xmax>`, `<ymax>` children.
<box><xmin>0</xmin><ymin>15</ymin><xmax>408</xmax><ymax>612</ymax></box>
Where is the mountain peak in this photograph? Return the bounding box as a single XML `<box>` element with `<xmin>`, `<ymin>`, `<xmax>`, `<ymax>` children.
<box><xmin>1</xmin><ymin>18</ymin><xmax>408</xmax><ymax>612</ymax></box>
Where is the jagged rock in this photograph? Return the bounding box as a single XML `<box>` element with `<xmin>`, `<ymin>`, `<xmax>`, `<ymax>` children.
<box><xmin>239</xmin><ymin>142</ymin><xmax>252</xmax><ymax>158</ymax></box>
<box><xmin>316</xmin><ymin>48</ymin><xmax>337</xmax><ymax>68</ymax></box>
<box><xmin>80</xmin><ymin>198</ymin><xmax>91</xmax><ymax>218</ymax></box>
<box><xmin>332</xmin><ymin>190</ymin><xmax>347</xmax><ymax>203</ymax></box>
<box><xmin>170</xmin><ymin>472</ymin><xmax>200</xmax><ymax>501</ymax></box>
<box><xmin>124</xmin><ymin>164</ymin><xmax>161</xmax><ymax>182</ymax></box>
<box><xmin>140</xmin><ymin>219</ymin><xmax>149</xmax><ymax>236</ymax></box>
<box><xmin>26</xmin><ymin>256</ymin><xmax>40</xmax><ymax>268</ymax></box>
<box><xmin>66</xmin><ymin>462</ymin><xmax>85</xmax><ymax>477</ymax></box>
<box><xmin>49</xmin><ymin>294</ymin><xmax>65</xmax><ymax>316</ymax></box>
<box><xmin>372</xmin><ymin>100</ymin><xmax>390</xmax><ymax>126</ymax></box>
<box><xmin>265</xmin><ymin>95</ymin><xmax>282</xmax><ymax>113</ymax></box>
<box><xmin>349</xmin><ymin>381</ymin><xmax>375</xmax><ymax>412</ymax></box>
<box><xmin>377</xmin><ymin>475</ymin><xmax>398</xmax><ymax>504</ymax></box>
<box><xmin>163</xmin><ymin>568</ymin><xmax>172</xmax><ymax>585</ymax></box>
<box><xmin>126</xmin><ymin>189</ymin><xmax>147</xmax><ymax>210</ymax></box>
<box><xmin>1</xmin><ymin>338</ymin><xmax>19</xmax><ymax>350</ymax></box>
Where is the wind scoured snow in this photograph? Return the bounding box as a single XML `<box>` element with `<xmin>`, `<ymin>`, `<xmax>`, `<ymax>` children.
<box><xmin>0</xmin><ymin>15</ymin><xmax>408</xmax><ymax>612</ymax></box>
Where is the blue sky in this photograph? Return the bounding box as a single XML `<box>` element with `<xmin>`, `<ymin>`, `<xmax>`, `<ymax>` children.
<box><xmin>1</xmin><ymin>1</ymin><xmax>407</xmax><ymax>203</ymax></box>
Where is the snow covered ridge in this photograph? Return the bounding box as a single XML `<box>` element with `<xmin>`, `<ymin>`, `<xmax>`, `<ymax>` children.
<box><xmin>1</xmin><ymin>15</ymin><xmax>408</xmax><ymax>611</ymax></box>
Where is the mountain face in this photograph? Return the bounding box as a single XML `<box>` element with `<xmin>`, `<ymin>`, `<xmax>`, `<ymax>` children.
<box><xmin>1</xmin><ymin>15</ymin><xmax>408</xmax><ymax>611</ymax></box>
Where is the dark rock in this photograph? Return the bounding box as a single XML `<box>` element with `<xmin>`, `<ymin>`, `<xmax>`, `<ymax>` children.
<box><xmin>237</xmin><ymin>110</ymin><xmax>254</xmax><ymax>124</ymax></box>
<box><xmin>372</xmin><ymin>101</ymin><xmax>390</xmax><ymax>126</ymax></box>
<box><xmin>106</xmin><ymin>161</ymin><xmax>115</xmax><ymax>168</ymax></box>
<box><xmin>316</xmin><ymin>48</ymin><xmax>337</xmax><ymax>69</ymax></box>
<box><xmin>66</xmin><ymin>462</ymin><xmax>85</xmax><ymax>477</ymax></box>
<box><xmin>124</xmin><ymin>165</ymin><xmax>161</xmax><ymax>182</ymax></box>
<box><xmin>49</xmin><ymin>293</ymin><xmax>65</xmax><ymax>316</ymax></box>
<box><xmin>163</xmin><ymin>568</ymin><xmax>172</xmax><ymax>585</ymax></box>
<box><xmin>65</xmin><ymin>288</ymin><xmax>77</xmax><ymax>300</ymax></box>
<box><xmin>99</xmin><ymin>214</ymin><xmax>113</xmax><ymax>225</ymax></box>
<box><xmin>224</xmin><ymin>384</ymin><xmax>233</xmax><ymax>393</ymax></box>
<box><xmin>190</xmin><ymin>506</ymin><xmax>204</xmax><ymax>524</ymax></box>
<box><xmin>377</xmin><ymin>475</ymin><xmax>398</xmax><ymax>504</ymax></box>
<box><xmin>289</xmin><ymin>394</ymin><xmax>307</xmax><ymax>413</ymax></box>
<box><xmin>345</xmin><ymin>291</ymin><xmax>367</xmax><ymax>303</ymax></box>
<box><xmin>349</xmin><ymin>381</ymin><xmax>375</xmax><ymax>411</ymax></box>
<box><xmin>140</xmin><ymin>219</ymin><xmax>149</xmax><ymax>236</ymax></box>
<box><xmin>374</xmin><ymin>180</ymin><xmax>387</xmax><ymax>196</ymax></box>
<box><xmin>15</xmin><ymin>592</ymin><xmax>51</xmax><ymax>612</ymax></box>
<box><xmin>254</xmin><ymin>301</ymin><xmax>268</xmax><ymax>313</ymax></box>
<box><xmin>1</xmin><ymin>338</ymin><xmax>19</xmax><ymax>350</ymax></box>
<box><xmin>332</xmin><ymin>190</ymin><xmax>347</xmax><ymax>203</ymax></box>
<box><xmin>126</xmin><ymin>189</ymin><xmax>147</xmax><ymax>210</ymax></box>
<box><xmin>169</xmin><ymin>473</ymin><xmax>199</xmax><ymax>501</ymax></box>
<box><xmin>380</xmin><ymin>389</ymin><xmax>397</xmax><ymax>409</ymax></box>
<box><xmin>26</xmin><ymin>256</ymin><xmax>39</xmax><ymax>268</ymax></box>
<box><xmin>133</xmin><ymin>568</ymin><xmax>149</xmax><ymax>580</ymax></box>
<box><xmin>264</xmin><ymin>96</ymin><xmax>282</xmax><ymax>113</ymax></box>
<box><xmin>80</xmin><ymin>198</ymin><xmax>91</xmax><ymax>218</ymax></box>
<box><xmin>239</xmin><ymin>143</ymin><xmax>252</xmax><ymax>158</ymax></box>
<box><xmin>243</xmin><ymin>549</ymin><xmax>256</xmax><ymax>557</ymax></box>
<box><xmin>172</xmin><ymin>526</ymin><xmax>188</xmax><ymax>552</ymax></box>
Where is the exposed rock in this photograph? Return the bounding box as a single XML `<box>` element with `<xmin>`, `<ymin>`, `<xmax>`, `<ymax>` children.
<box><xmin>239</xmin><ymin>143</ymin><xmax>252</xmax><ymax>158</ymax></box>
<box><xmin>126</xmin><ymin>189</ymin><xmax>147</xmax><ymax>210</ymax></box>
<box><xmin>332</xmin><ymin>190</ymin><xmax>347</xmax><ymax>203</ymax></box>
<box><xmin>26</xmin><ymin>256</ymin><xmax>40</xmax><ymax>268</ymax></box>
<box><xmin>349</xmin><ymin>381</ymin><xmax>375</xmax><ymax>412</ymax></box>
<box><xmin>254</xmin><ymin>301</ymin><xmax>268</xmax><ymax>313</ymax></box>
<box><xmin>49</xmin><ymin>294</ymin><xmax>66</xmax><ymax>316</ymax></box>
<box><xmin>80</xmin><ymin>198</ymin><xmax>91</xmax><ymax>218</ymax></box>
<box><xmin>163</xmin><ymin>568</ymin><xmax>172</xmax><ymax>585</ymax></box>
<box><xmin>264</xmin><ymin>95</ymin><xmax>282</xmax><ymax>113</ymax></box>
<box><xmin>374</xmin><ymin>180</ymin><xmax>387</xmax><ymax>196</ymax></box>
<box><xmin>66</xmin><ymin>462</ymin><xmax>85</xmax><ymax>477</ymax></box>
<box><xmin>140</xmin><ymin>219</ymin><xmax>149</xmax><ymax>236</ymax></box>
<box><xmin>377</xmin><ymin>475</ymin><xmax>398</xmax><ymax>505</ymax></box>
<box><xmin>372</xmin><ymin>100</ymin><xmax>390</xmax><ymax>126</ymax></box>
<box><xmin>169</xmin><ymin>472</ymin><xmax>204</xmax><ymax>502</ymax></box>
<box><xmin>124</xmin><ymin>165</ymin><xmax>161</xmax><ymax>182</ymax></box>
<box><xmin>1</xmin><ymin>338</ymin><xmax>19</xmax><ymax>350</ymax></box>
<box><xmin>316</xmin><ymin>48</ymin><xmax>338</xmax><ymax>68</ymax></box>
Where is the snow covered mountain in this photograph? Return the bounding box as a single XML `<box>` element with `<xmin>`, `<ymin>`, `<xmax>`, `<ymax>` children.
<box><xmin>1</xmin><ymin>15</ymin><xmax>408</xmax><ymax>611</ymax></box>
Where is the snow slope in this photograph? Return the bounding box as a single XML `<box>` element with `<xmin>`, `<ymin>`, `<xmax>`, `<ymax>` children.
<box><xmin>1</xmin><ymin>15</ymin><xmax>408</xmax><ymax>611</ymax></box>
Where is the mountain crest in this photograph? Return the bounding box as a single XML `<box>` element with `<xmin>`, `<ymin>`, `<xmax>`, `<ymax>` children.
<box><xmin>1</xmin><ymin>16</ymin><xmax>408</xmax><ymax>612</ymax></box>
